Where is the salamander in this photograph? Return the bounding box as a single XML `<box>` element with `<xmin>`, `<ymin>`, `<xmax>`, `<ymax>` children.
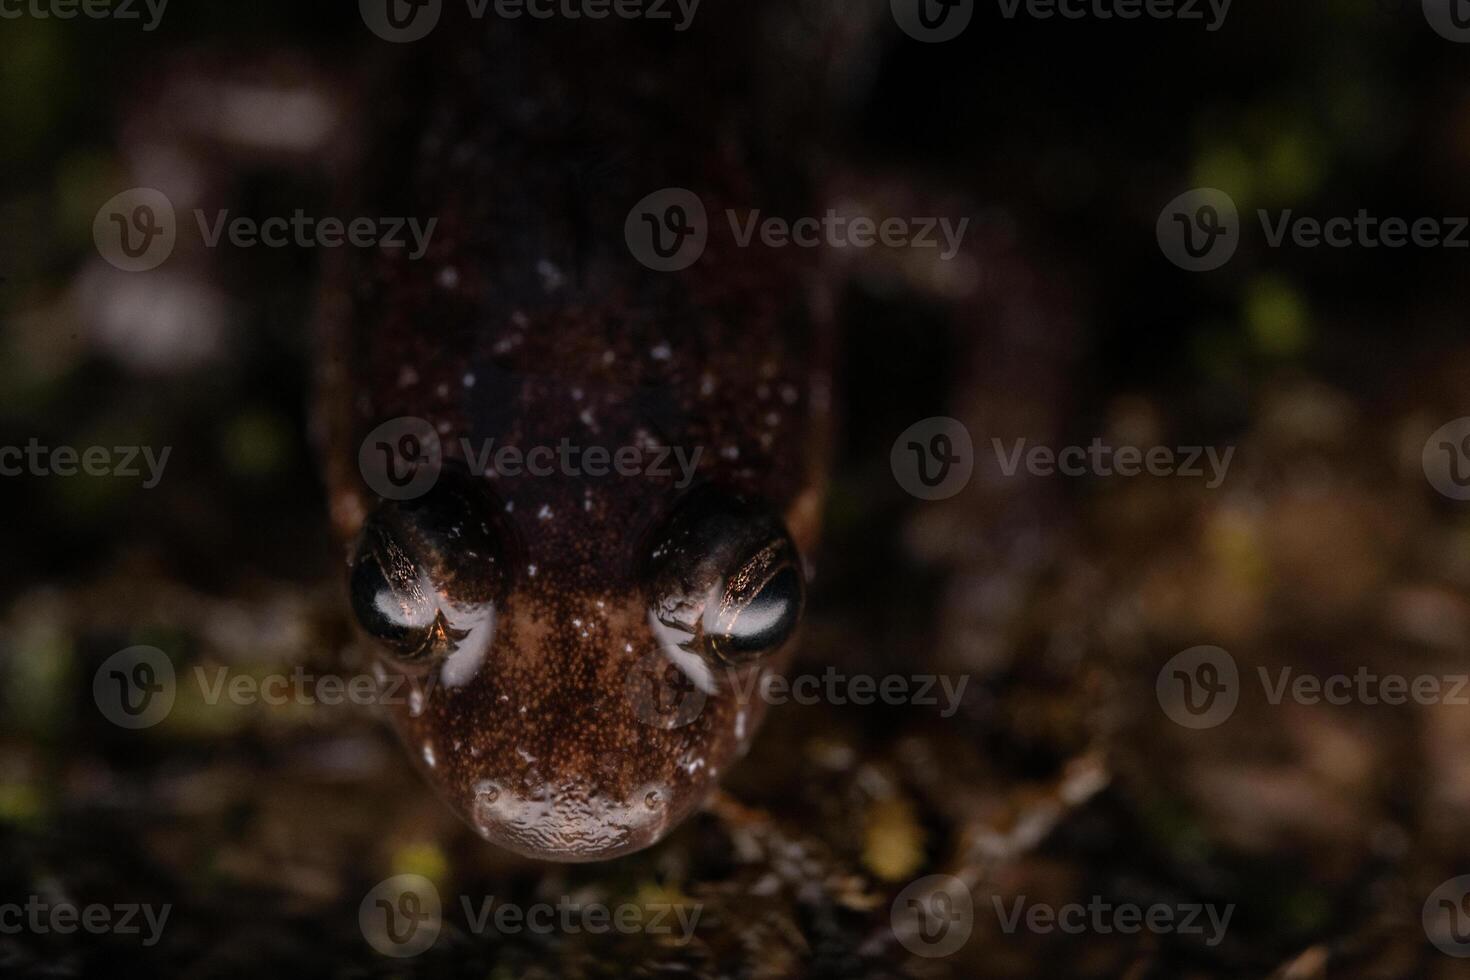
<box><xmin>316</xmin><ymin>15</ymin><xmax>834</xmax><ymax>860</ymax></box>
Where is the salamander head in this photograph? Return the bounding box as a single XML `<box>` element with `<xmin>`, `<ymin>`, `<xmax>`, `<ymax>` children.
<box><xmin>346</xmin><ymin>465</ymin><xmax>804</xmax><ymax>860</ymax></box>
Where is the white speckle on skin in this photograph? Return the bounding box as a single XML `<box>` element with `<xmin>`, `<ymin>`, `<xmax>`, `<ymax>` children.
<box><xmin>537</xmin><ymin>504</ymin><xmax>552</xmax><ymax>521</ymax></box>
<box><xmin>422</xmin><ymin>743</ymin><xmax>437</xmax><ymax>768</ymax></box>
<box><xmin>528</xmin><ymin>564</ymin><xmax>538</xmax><ymax>577</ymax></box>
<box><xmin>463</xmin><ymin>372</ymin><xmax>476</xmax><ymax>388</ymax></box>
<box><xmin>650</xmin><ymin>343</ymin><xmax>671</xmax><ymax>361</ymax></box>
<box><xmin>437</xmin><ymin>419</ymin><xmax>452</xmax><ymax>435</ymax></box>
<box><xmin>437</xmin><ymin>266</ymin><xmax>460</xmax><ymax>289</ymax></box>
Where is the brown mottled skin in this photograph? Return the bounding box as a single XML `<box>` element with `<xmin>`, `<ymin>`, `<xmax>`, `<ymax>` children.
<box><xmin>317</xmin><ymin>15</ymin><xmax>833</xmax><ymax>860</ymax></box>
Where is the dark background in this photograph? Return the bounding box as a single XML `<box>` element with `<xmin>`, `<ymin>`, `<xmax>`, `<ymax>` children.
<box><xmin>3</xmin><ymin>1</ymin><xmax>1469</xmax><ymax>976</ymax></box>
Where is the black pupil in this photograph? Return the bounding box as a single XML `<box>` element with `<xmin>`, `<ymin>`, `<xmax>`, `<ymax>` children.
<box><xmin>722</xmin><ymin>565</ymin><xmax>802</xmax><ymax>656</ymax></box>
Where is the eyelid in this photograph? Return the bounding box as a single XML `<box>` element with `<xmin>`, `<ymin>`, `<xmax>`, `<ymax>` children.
<box><xmin>712</xmin><ymin>539</ymin><xmax>792</xmax><ymax>633</ymax></box>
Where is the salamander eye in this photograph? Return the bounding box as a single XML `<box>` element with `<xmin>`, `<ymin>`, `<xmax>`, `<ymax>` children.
<box><xmin>644</xmin><ymin>488</ymin><xmax>806</xmax><ymax>666</ymax></box>
<box><xmin>348</xmin><ymin>466</ymin><xmax>508</xmax><ymax>668</ymax></box>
